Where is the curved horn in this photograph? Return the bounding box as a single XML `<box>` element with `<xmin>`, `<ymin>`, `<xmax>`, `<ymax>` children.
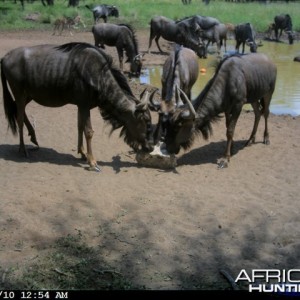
<box><xmin>139</xmin><ymin>88</ymin><xmax>147</xmax><ymax>100</ymax></box>
<box><xmin>177</xmin><ymin>86</ymin><xmax>196</xmax><ymax>119</ymax></box>
<box><xmin>136</xmin><ymin>90</ymin><xmax>149</xmax><ymax>111</ymax></box>
<box><xmin>149</xmin><ymin>88</ymin><xmax>161</xmax><ymax>112</ymax></box>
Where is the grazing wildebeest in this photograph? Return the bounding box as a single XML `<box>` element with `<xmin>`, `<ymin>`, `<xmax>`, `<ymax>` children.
<box><xmin>274</xmin><ymin>14</ymin><xmax>294</xmax><ymax>45</ymax></box>
<box><xmin>85</xmin><ymin>4</ymin><xmax>119</xmax><ymax>24</ymax></box>
<box><xmin>294</xmin><ymin>56</ymin><xmax>300</xmax><ymax>62</ymax></box>
<box><xmin>159</xmin><ymin>53</ymin><xmax>277</xmax><ymax>167</ymax></box>
<box><xmin>198</xmin><ymin>23</ymin><xmax>228</xmax><ymax>57</ymax></box>
<box><xmin>235</xmin><ymin>22</ymin><xmax>257</xmax><ymax>54</ymax></box>
<box><xmin>92</xmin><ymin>23</ymin><xmax>143</xmax><ymax>76</ymax></box>
<box><xmin>147</xmin><ymin>16</ymin><xmax>206</xmax><ymax>58</ymax></box>
<box><xmin>150</xmin><ymin>45</ymin><xmax>199</xmax><ymax>143</ymax></box>
<box><xmin>1</xmin><ymin>43</ymin><xmax>154</xmax><ymax>172</ymax></box>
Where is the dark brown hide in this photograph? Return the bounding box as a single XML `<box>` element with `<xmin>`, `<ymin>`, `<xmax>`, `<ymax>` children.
<box><xmin>147</xmin><ymin>15</ymin><xmax>205</xmax><ymax>58</ymax></box>
<box><xmin>1</xmin><ymin>43</ymin><xmax>153</xmax><ymax>171</ymax></box>
<box><xmin>92</xmin><ymin>23</ymin><xmax>142</xmax><ymax>77</ymax></box>
<box><xmin>163</xmin><ymin>53</ymin><xmax>277</xmax><ymax>166</ymax></box>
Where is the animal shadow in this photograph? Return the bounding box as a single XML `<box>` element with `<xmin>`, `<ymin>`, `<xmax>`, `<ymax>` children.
<box><xmin>177</xmin><ymin>139</ymin><xmax>246</xmax><ymax>166</ymax></box>
<box><xmin>0</xmin><ymin>144</ymin><xmax>82</xmax><ymax>168</ymax></box>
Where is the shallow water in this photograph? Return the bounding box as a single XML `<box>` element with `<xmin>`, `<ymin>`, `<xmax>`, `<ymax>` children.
<box><xmin>139</xmin><ymin>40</ymin><xmax>300</xmax><ymax>116</ymax></box>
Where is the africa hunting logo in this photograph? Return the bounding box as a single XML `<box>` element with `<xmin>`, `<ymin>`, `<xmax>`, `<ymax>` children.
<box><xmin>235</xmin><ymin>269</ymin><xmax>300</xmax><ymax>293</ymax></box>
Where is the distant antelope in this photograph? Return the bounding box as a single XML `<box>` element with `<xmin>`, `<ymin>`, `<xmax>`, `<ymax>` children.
<box><xmin>52</xmin><ymin>15</ymin><xmax>86</xmax><ymax>36</ymax></box>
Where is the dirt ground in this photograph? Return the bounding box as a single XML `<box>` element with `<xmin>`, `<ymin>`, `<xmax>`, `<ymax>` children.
<box><xmin>0</xmin><ymin>28</ymin><xmax>300</xmax><ymax>291</ymax></box>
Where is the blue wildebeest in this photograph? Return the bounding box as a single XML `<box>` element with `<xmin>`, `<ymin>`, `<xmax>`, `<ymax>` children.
<box><xmin>161</xmin><ymin>45</ymin><xmax>199</xmax><ymax>104</ymax></box>
<box><xmin>158</xmin><ymin>53</ymin><xmax>277</xmax><ymax>167</ymax></box>
<box><xmin>150</xmin><ymin>45</ymin><xmax>199</xmax><ymax>143</ymax></box>
<box><xmin>294</xmin><ymin>56</ymin><xmax>300</xmax><ymax>62</ymax></box>
<box><xmin>1</xmin><ymin>43</ymin><xmax>154</xmax><ymax>172</ymax></box>
<box><xmin>198</xmin><ymin>23</ymin><xmax>228</xmax><ymax>57</ymax></box>
<box><xmin>85</xmin><ymin>4</ymin><xmax>119</xmax><ymax>24</ymax></box>
<box><xmin>273</xmin><ymin>14</ymin><xmax>294</xmax><ymax>45</ymax></box>
<box><xmin>186</xmin><ymin>15</ymin><xmax>220</xmax><ymax>32</ymax></box>
<box><xmin>235</xmin><ymin>23</ymin><xmax>257</xmax><ymax>54</ymax></box>
<box><xmin>147</xmin><ymin>16</ymin><xmax>206</xmax><ymax>58</ymax></box>
<box><xmin>92</xmin><ymin>23</ymin><xmax>143</xmax><ymax>76</ymax></box>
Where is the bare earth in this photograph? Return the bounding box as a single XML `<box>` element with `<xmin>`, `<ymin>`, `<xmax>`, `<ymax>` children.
<box><xmin>0</xmin><ymin>29</ymin><xmax>300</xmax><ymax>291</ymax></box>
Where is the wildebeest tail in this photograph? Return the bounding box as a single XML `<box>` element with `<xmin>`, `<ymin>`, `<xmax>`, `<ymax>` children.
<box><xmin>1</xmin><ymin>59</ymin><xmax>18</xmax><ymax>135</ymax></box>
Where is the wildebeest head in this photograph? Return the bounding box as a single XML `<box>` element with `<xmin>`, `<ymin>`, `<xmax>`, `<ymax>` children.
<box><xmin>149</xmin><ymin>87</ymin><xmax>197</xmax><ymax>154</ymax></box>
<box><xmin>129</xmin><ymin>54</ymin><xmax>143</xmax><ymax>76</ymax></box>
<box><xmin>121</xmin><ymin>90</ymin><xmax>154</xmax><ymax>152</ymax></box>
<box><xmin>246</xmin><ymin>39</ymin><xmax>257</xmax><ymax>53</ymax></box>
<box><xmin>286</xmin><ymin>31</ymin><xmax>294</xmax><ymax>45</ymax></box>
<box><xmin>110</xmin><ymin>5</ymin><xmax>119</xmax><ymax>18</ymax></box>
<box><xmin>163</xmin><ymin>88</ymin><xmax>197</xmax><ymax>154</ymax></box>
<box><xmin>194</xmin><ymin>41</ymin><xmax>207</xmax><ymax>59</ymax></box>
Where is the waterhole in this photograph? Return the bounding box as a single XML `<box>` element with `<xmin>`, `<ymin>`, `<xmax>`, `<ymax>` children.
<box><xmin>139</xmin><ymin>40</ymin><xmax>300</xmax><ymax>116</ymax></box>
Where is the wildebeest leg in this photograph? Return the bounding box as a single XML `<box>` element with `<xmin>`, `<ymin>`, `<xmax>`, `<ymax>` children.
<box><xmin>275</xmin><ymin>28</ymin><xmax>279</xmax><ymax>41</ymax></box>
<box><xmin>245</xmin><ymin>101</ymin><xmax>261</xmax><ymax>147</ymax></box>
<box><xmin>24</xmin><ymin>112</ymin><xmax>39</xmax><ymax>147</ymax></box>
<box><xmin>15</xmin><ymin>98</ymin><xmax>28</xmax><ymax>156</ymax></box>
<box><xmin>116</xmin><ymin>47</ymin><xmax>124</xmax><ymax>71</ymax></box>
<box><xmin>78</xmin><ymin>108</ymin><xmax>100</xmax><ymax>172</ymax></box>
<box><xmin>77</xmin><ymin>108</ymin><xmax>86</xmax><ymax>160</ymax></box>
<box><xmin>155</xmin><ymin>36</ymin><xmax>164</xmax><ymax>53</ymax></box>
<box><xmin>219</xmin><ymin>107</ymin><xmax>242</xmax><ymax>168</ymax></box>
<box><xmin>262</xmin><ymin>97</ymin><xmax>271</xmax><ymax>145</ymax></box>
<box><xmin>148</xmin><ymin>32</ymin><xmax>156</xmax><ymax>53</ymax></box>
<box><xmin>235</xmin><ymin>41</ymin><xmax>240</xmax><ymax>53</ymax></box>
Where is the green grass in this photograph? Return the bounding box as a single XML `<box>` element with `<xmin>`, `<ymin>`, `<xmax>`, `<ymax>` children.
<box><xmin>0</xmin><ymin>0</ymin><xmax>299</xmax><ymax>32</ymax></box>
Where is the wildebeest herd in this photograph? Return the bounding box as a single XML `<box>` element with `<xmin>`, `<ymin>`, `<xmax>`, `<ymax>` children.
<box><xmin>1</xmin><ymin>3</ymin><xmax>297</xmax><ymax>171</ymax></box>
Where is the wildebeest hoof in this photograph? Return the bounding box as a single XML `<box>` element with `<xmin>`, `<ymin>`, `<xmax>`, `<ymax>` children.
<box><xmin>217</xmin><ymin>160</ymin><xmax>228</xmax><ymax>169</ymax></box>
<box><xmin>87</xmin><ymin>164</ymin><xmax>101</xmax><ymax>172</ymax></box>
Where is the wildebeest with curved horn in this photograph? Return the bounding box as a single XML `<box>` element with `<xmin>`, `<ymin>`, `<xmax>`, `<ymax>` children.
<box><xmin>273</xmin><ymin>14</ymin><xmax>294</xmax><ymax>45</ymax></box>
<box><xmin>150</xmin><ymin>44</ymin><xmax>199</xmax><ymax>144</ymax></box>
<box><xmin>92</xmin><ymin>23</ymin><xmax>143</xmax><ymax>77</ymax></box>
<box><xmin>147</xmin><ymin>15</ymin><xmax>206</xmax><ymax>58</ymax></box>
<box><xmin>1</xmin><ymin>43</ymin><xmax>154</xmax><ymax>172</ymax></box>
<box><xmin>159</xmin><ymin>53</ymin><xmax>277</xmax><ymax>168</ymax></box>
<box><xmin>161</xmin><ymin>44</ymin><xmax>199</xmax><ymax>105</ymax></box>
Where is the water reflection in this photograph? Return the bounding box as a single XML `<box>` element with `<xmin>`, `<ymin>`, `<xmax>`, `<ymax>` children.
<box><xmin>139</xmin><ymin>40</ymin><xmax>300</xmax><ymax>116</ymax></box>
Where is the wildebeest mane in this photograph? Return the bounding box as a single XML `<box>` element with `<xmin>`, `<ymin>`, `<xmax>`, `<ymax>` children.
<box><xmin>56</xmin><ymin>42</ymin><xmax>133</xmax><ymax>97</ymax></box>
<box><xmin>118</xmin><ymin>23</ymin><xmax>139</xmax><ymax>53</ymax></box>
<box><xmin>164</xmin><ymin>44</ymin><xmax>181</xmax><ymax>102</ymax></box>
<box><xmin>56</xmin><ymin>42</ymin><xmax>98</xmax><ymax>53</ymax></box>
<box><xmin>56</xmin><ymin>42</ymin><xmax>135</xmax><ymax>134</ymax></box>
<box><xmin>175</xmin><ymin>15</ymin><xmax>195</xmax><ymax>23</ymax></box>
